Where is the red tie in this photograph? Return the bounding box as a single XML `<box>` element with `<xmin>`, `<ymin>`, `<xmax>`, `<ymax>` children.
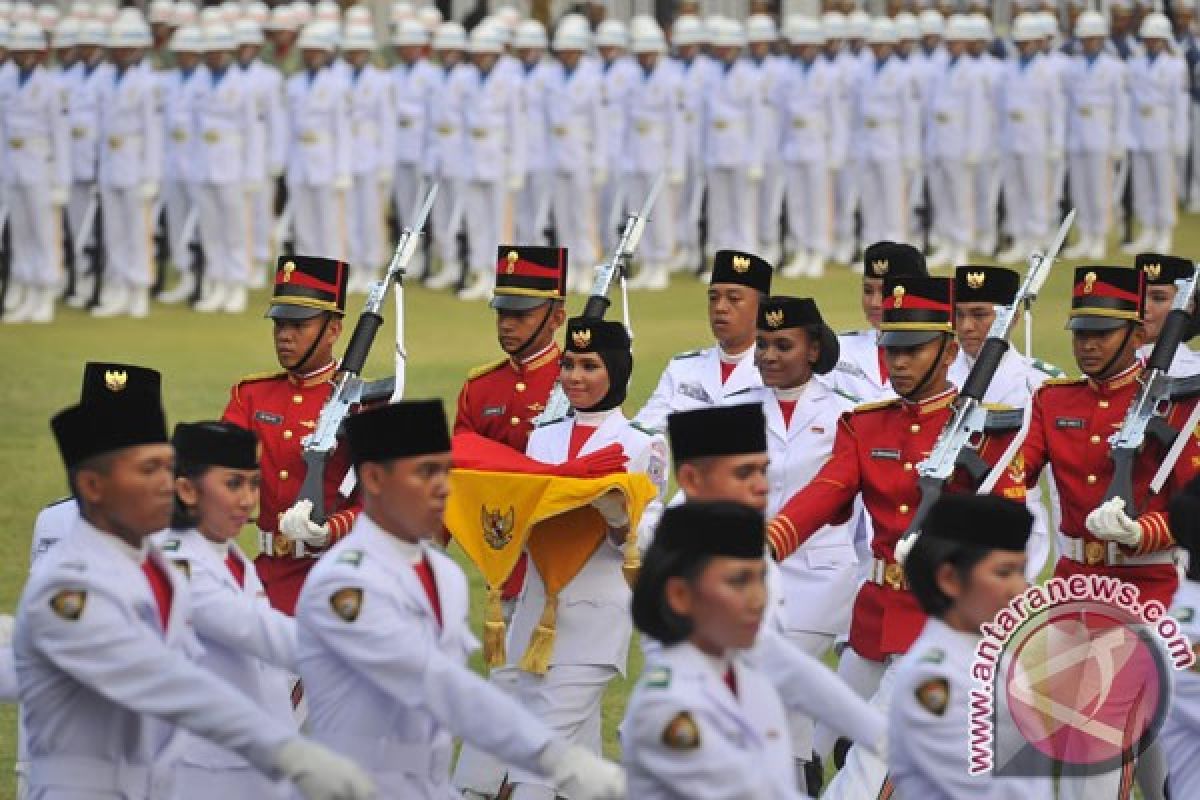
<box><xmin>226</xmin><ymin>553</ymin><xmax>245</xmax><ymax>588</ymax></box>
<box><xmin>142</xmin><ymin>558</ymin><xmax>173</xmax><ymax>631</ymax></box>
<box><xmin>724</xmin><ymin>666</ymin><xmax>738</xmax><ymax>697</ymax></box>
<box><xmin>719</xmin><ymin>360</ymin><xmax>736</xmax><ymax>385</ymax></box>
<box><xmin>778</xmin><ymin>399</ymin><xmax>797</xmax><ymax>429</ymax></box>
<box><xmin>413</xmin><ymin>557</ymin><xmax>443</xmax><ymax>628</ymax></box>
<box><xmin>567</xmin><ymin>423</ymin><xmax>597</xmax><ymax>460</ymax></box>
<box><xmin>877</xmin><ymin>347</ymin><xmax>890</xmax><ymax>384</ymax></box>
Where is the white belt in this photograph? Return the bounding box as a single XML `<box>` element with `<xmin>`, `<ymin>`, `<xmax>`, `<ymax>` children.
<box><xmin>869</xmin><ymin>557</ymin><xmax>907</xmax><ymax>590</ymax></box>
<box><xmin>1059</xmin><ymin>536</ymin><xmax>1176</xmax><ymax>568</ymax></box>
<box><xmin>257</xmin><ymin>527</ymin><xmax>320</xmax><ymax>559</ymax></box>
<box><xmin>30</xmin><ymin>756</ymin><xmax>156</xmax><ymax>792</ymax></box>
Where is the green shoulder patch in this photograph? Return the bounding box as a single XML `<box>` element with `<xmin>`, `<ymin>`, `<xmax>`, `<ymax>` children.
<box><xmin>644</xmin><ymin>666</ymin><xmax>672</xmax><ymax>689</ymax></box>
<box><xmin>1031</xmin><ymin>359</ymin><xmax>1064</xmax><ymax>378</ymax></box>
<box><xmin>919</xmin><ymin>647</ymin><xmax>946</xmax><ymax>665</ymax></box>
<box><xmin>833</xmin><ymin>388</ymin><xmax>861</xmax><ymax>404</ymax></box>
<box><xmin>630</xmin><ymin>421</ymin><xmax>660</xmax><ymax>437</ymax></box>
<box><xmin>160</xmin><ymin>538</ymin><xmax>181</xmax><ymax>552</ymax></box>
<box><xmin>671</xmin><ymin>349</ymin><xmax>705</xmax><ymax>360</ymax></box>
<box><xmin>1175</xmin><ymin>606</ymin><xmax>1195</xmax><ymax>624</ymax></box>
<box><xmin>915</xmin><ymin>677</ymin><xmax>950</xmax><ymax>716</ymax></box>
<box><xmin>337</xmin><ymin>549</ymin><xmax>364</xmax><ymax>567</ymax></box>
<box><xmin>661</xmin><ymin>711</ymin><xmax>701</xmax><ymax>750</ymax></box>
<box><xmin>330</xmin><ymin>587</ymin><xmax>363</xmax><ymax>622</ymax></box>
<box><xmin>50</xmin><ymin>589</ymin><xmax>86</xmax><ymax>621</ymax></box>
<box><xmin>171</xmin><ymin>560</ymin><xmax>191</xmax><ymax>580</ymax></box>
<box><xmin>467</xmin><ymin>357</ymin><xmax>508</xmax><ymax>381</ymax></box>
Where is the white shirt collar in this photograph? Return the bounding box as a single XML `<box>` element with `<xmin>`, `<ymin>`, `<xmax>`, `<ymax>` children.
<box><xmin>773</xmin><ymin>379</ymin><xmax>811</xmax><ymax>403</ymax></box>
<box><xmin>363</xmin><ymin>512</ymin><xmax>425</xmax><ymax>564</ymax></box>
<box><xmin>574</xmin><ymin>407</ymin><xmax>620</xmax><ymax>427</ymax></box>
<box><xmin>84</xmin><ymin>518</ymin><xmax>147</xmax><ymax>564</ymax></box>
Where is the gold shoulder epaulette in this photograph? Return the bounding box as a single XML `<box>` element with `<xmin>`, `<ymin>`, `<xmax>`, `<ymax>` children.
<box><xmin>982</xmin><ymin>402</ymin><xmax>1016</xmax><ymax>411</ymax></box>
<box><xmin>853</xmin><ymin>397</ymin><xmax>902</xmax><ymax>414</ymax></box>
<box><xmin>236</xmin><ymin>370</ymin><xmax>286</xmax><ymax>386</ymax></box>
<box><xmin>467</xmin><ymin>357</ymin><xmax>509</xmax><ymax>381</ymax></box>
<box><xmin>1041</xmin><ymin>376</ymin><xmax>1086</xmax><ymax>388</ymax></box>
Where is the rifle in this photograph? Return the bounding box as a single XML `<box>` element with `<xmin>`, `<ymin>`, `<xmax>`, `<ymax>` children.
<box><xmin>297</xmin><ymin>183</ymin><xmax>438</xmax><ymax>526</ymax></box>
<box><xmin>899</xmin><ymin>209</ymin><xmax>1076</xmax><ymax>546</ymax></box>
<box><xmin>534</xmin><ymin>172</ymin><xmax>666</xmax><ymax>426</ymax></box>
<box><xmin>1106</xmin><ymin>267</ymin><xmax>1200</xmax><ymax>510</ymax></box>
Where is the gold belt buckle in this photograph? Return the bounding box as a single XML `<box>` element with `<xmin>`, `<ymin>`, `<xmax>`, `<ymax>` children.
<box><xmin>713</xmin><ymin>119</ymin><xmax>729</xmax><ymax>130</ymax></box>
<box><xmin>1078</xmin><ymin>106</ymin><xmax>1092</xmax><ymax>118</ymax></box>
<box><xmin>8</xmin><ymin>138</ymin><xmax>24</xmax><ymax>149</ymax></box>
<box><xmin>1085</xmin><ymin>541</ymin><xmax>1106</xmax><ymax>566</ymax></box>
<box><xmin>299</xmin><ymin>131</ymin><xmax>319</xmax><ymax>144</ymax></box>
<box><xmin>934</xmin><ymin>112</ymin><xmax>950</xmax><ymax>124</ymax></box>
<box><xmin>273</xmin><ymin>532</ymin><xmax>294</xmax><ymax>558</ymax></box>
<box><xmin>1009</xmin><ymin>111</ymin><xmax>1024</xmax><ymax>122</ymax></box>
<box><xmin>1140</xmin><ymin>106</ymin><xmax>1154</xmax><ymax>117</ymax></box>
<box><xmin>635</xmin><ymin>121</ymin><xmax>652</xmax><ymax>134</ymax></box>
<box><xmin>883</xmin><ymin>561</ymin><xmax>905</xmax><ymax>590</ymax></box>
<box><xmin>437</xmin><ymin>124</ymin><xmax>454</xmax><ymax>136</ymax></box>
<box><xmin>552</xmin><ymin>125</ymin><xmax>568</xmax><ymax>137</ymax></box>
<box><xmin>107</xmin><ymin>135</ymin><xmax>123</xmax><ymax>149</ymax></box>
<box><xmin>71</xmin><ymin>126</ymin><xmax>87</xmax><ymax>139</ymax></box>
<box><xmin>171</xmin><ymin>128</ymin><xmax>188</xmax><ymax>142</ymax></box>
<box><xmin>203</xmin><ymin>130</ymin><xmax>220</xmax><ymax>144</ymax></box>
<box><xmin>792</xmin><ymin>118</ymin><xmax>807</xmax><ymax>129</ymax></box>
<box><xmin>864</xmin><ymin>117</ymin><xmax>879</xmax><ymax>129</ymax></box>
<box><xmin>399</xmin><ymin>118</ymin><xmax>412</xmax><ymax>128</ymax></box>
<box><xmin>470</xmin><ymin>128</ymin><xmax>487</xmax><ymax>139</ymax></box>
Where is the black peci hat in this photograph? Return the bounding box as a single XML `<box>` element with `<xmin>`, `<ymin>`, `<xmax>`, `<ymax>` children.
<box><xmin>954</xmin><ymin>266</ymin><xmax>1020</xmax><ymax>307</ymax></box>
<box><xmin>1066</xmin><ymin>266</ymin><xmax>1145</xmax><ymax>332</ymax></box>
<box><xmin>80</xmin><ymin>362</ymin><xmax>162</xmax><ymax>407</ymax></box>
<box><xmin>878</xmin><ymin>275</ymin><xmax>955</xmax><ymax>347</ymax></box>
<box><xmin>667</xmin><ymin>403</ymin><xmax>767</xmax><ymax>466</ymax></box>
<box><xmin>1136</xmin><ymin>253</ymin><xmax>1194</xmax><ymax>287</ymax></box>
<box><xmin>344</xmin><ymin>399</ymin><xmax>452</xmax><ymax>466</ymax></box>
<box><xmin>710</xmin><ymin>250</ymin><xmax>773</xmax><ymax>294</ymax></box>
<box><xmin>266</xmin><ymin>255</ymin><xmax>349</xmax><ymax>320</ymax></box>
<box><xmin>52</xmin><ymin>397</ymin><xmax>169</xmax><ymax>470</ymax></box>
<box><xmin>564</xmin><ymin>318</ymin><xmax>631</xmax><ymax>354</ymax></box>
<box><xmin>756</xmin><ymin>296</ymin><xmax>840</xmax><ymax>375</ymax></box>
<box><xmin>172</xmin><ymin>421</ymin><xmax>259</xmax><ymax>470</ymax></box>
<box><xmin>490</xmin><ymin>245</ymin><xmax>569</xmax><ymax>311</ymax></box>
<box><xmin>922</xmin><ymin>494</ymin><xmax>1032</xmax><ymax>552</ymax></box>
<box><xmin>863</xmin><ymin>241</ymin><xmax>928</xmax><ymax>281</ymax></box>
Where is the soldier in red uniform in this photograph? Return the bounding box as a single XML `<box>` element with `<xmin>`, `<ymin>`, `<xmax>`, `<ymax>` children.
<box><xmin>1019</xmin><ymin>266</ymin><xmax>1200</xmax><ymax>610</ymax></box>
<box><xmin>222</xmin><ymin>255</ymin><xmax>356</xmax><ymax>614</ymax></box>
<box><xmin>766</xmin><ymin>274</ymin><xmax>1028</xmax><ymax>705</ymax></box>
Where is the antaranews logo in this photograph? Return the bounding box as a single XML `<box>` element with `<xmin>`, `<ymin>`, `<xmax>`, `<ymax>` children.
<box><xmin>968</xmin><ymin>575</ymin><xmax>1193</xmax><ymax>778</ymax></box>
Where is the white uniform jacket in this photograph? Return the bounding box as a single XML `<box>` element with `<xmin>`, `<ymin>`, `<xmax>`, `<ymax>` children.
<box><xmin>464</xmin><ymin>63</ymin><xmax>525</xmax><ymax>184</ymax></box>
<box><xmin>823</xmin><ymin>329</ymin><xmax>894</xmax><ymax>403</ymax></box>
<box><xmin>924</xmin><ymin>55</ymin><xmax>989</xmax><ymax>164</ymax></box>
<box><xmin>764</xmin><ymin>384</ymin><xmax>860</xmax><ymax>637</ymax></box>
<box><xmin>390</xmin><ymin>59</ymin><xmax>438</xmax><ymax>168</ymax></box>
<box><xmin>601</xmin><ymin>56</ymin><xmax>640</xmax><ymax>171</ymax></box>
<box><xmin>424</xmin><ymin>62</ymin><xmax>473</xmax><ymax>180</ymax></box>
<box><xmin>509</xmin><ymin>409</ymin><xmax>667</xmax><ymax>673</ymax></box>
<box><xmin>521</xmin><ymin>58</ymin><xmax>558</xmax><ymax>174</ymax></box>
<box><xmin>1</xmin><ymin>65</ymin><xmax>70</xmax><ymax>189</ymax></box>
<box><xmin>852</xmin><ymin>55</ymin><xmax>920</xmax><ymax>165</ymax></box>
<box><xmin>1127</xmin><ymin>51</ymin><xmax>1189</xmax><ymax>155</ymax></box>
<box><xmin>296</xmin><ymin>515</ymin><xmax>555</xmax><ymax>796</ymax></box>
<box><xmin>889</xmin><ymin>617</ymin><xmax>1055</xmax><ymax>800</ymax></box>
<box><xmin>634</xmin><ymin>346</ymin><xmax>765</xmax><ymax>434</ymax></box>
<box><xmin>161</xmin><ymin>65</ymin><xmax>208</xmax><ymax>184</ymax></box>
<box><xmin>622</xmin><ymin>642</ymin><xmax>802</xmax><ymax>799</ymax></box>
<box><xmin>1138</xmin><ymin>342</ymin><xmax>1200</xmax><ymax>377</ymax></box>
<box><xmin>194</xmin><ymin>67</ymin><xmax>259</xmax><ymax>185</ymax></box>
<box><xmin>244</xmin><ymin>60</ymin><xmax>287</xmax><ymax>179</ymax></box>
<box><xmin>999</xmin><ymin>53</ymin><xmax>1066</xmax><ymax>157</ymax></box>
<box><xmin>15</xmin><ymin>516</ymin><xmax>292</xmax><ymax>798</ymax></box>
<box><xmin>345</xmin><ymin>63</ymin><xmax>396</xmax><ymax>177</ymax></box>
<box><xmin>1065</xmin><ymin>52</ymin><xmax>1130</xmax><ymax>155</ymax></box>
<box><xmin>31</xmin><ymin>498</ymin><xmax>79</xmax><ymax>571</ymax></box>
<box><xmin>700</xmin><ymin>58</ymin><xmax>766</xmax><ymax>171</ymax></box>
<box><xmin>777</xmin><ymin>56</ymin><xmax>847</xmax><ymax>167</ymax></box>
<box><xmin>65</xmin><ymin>63</ymin><xmax>112</xmax><ymax>183</ymax></box>
<box><xmin>97</xmin><ymin>65</ymin><xmax>163</xmax><ymax>189</ymax></box>
<box><xmin>622</xmin><ymin>59</ymin><xmax>686</xmax><ymax>178</ymax></box>
<box><xmin>545</xmin><ymin>60</ymin><xmax>606</xmax><ymax>175</ymax></box>
<box><xmin>151</xmin><ymin>529</ymin><xmax>297</xmax><ymax>772</ymax></box>
<box><xmin>284</xmin><ymin>66</ymin><xmax>351</xmax><ymax>187</ymax></box>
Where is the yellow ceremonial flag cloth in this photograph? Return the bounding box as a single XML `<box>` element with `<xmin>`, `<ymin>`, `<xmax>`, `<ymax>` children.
<box><xmin>445</xmin><ymin>468</ymin><xmax>657</xmax><ymax>673</ymax></box>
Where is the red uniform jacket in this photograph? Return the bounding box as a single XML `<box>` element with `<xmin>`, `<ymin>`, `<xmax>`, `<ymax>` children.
<box><xmin>767</xmin><ymin>388</ymin><xmax>1027</xmax><ymax>662</ymax></box>
<box><xmin>1022</xmin><ymin>364</ymin><xmax>1200</xmax><ymax>606</ymax></box>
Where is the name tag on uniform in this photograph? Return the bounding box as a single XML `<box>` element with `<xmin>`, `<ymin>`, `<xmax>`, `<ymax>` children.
<box><xmin>255</xmin><ymin>411</ymin><xmax>283</xmax><ymax>425</ymax></box>
<box><xmin>482</xmin><ymin>405</ymin><xmax>506</xmax><ymax>417</ymax></box>
<box><xmin>870</xmin><ymin>448</ymin><xmax>901</xmax><ymax>460</ymax></box>
<box><xmin>1055</xmin><ymin>417</ymin><xmax>1084</xmax><ymax>429</ymax></box>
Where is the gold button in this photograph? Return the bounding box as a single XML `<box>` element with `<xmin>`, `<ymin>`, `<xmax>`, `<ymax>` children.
<box><xmin>1099</xmin><ymin>400</ymin><xmax>1110</xmax><ymax>409</ymax></box>
<box><xmin>515</xmin><ymin>382</ymin><xmax>526</xmax><ymax>392</ymax></box>
<box><xmin>910</xmin><ymin>424</ymin><xmax>920</xmax><ymax>434</ymax></box>
<box><xmin>1090</xmin><ymin>434</ymin><xmax>1101</xmax><ymax>444</ymax></box>
<box><xmin>283</xmin><ymin>430</ymin><xmax>293</xmax><ymax>440</ymax></box>
<box><xmin>510</xmin><ymin>416</ymin><xmax>520</xmax><ymax>426</ymax></box>
<box><xmin>279</xmin><ymin>470</ymin><xmax>289</xmax><ymax>480</ymax></box>
<box><xmin>1086</xmin><ymin>474</ymin><xmax>1097</xmax><ymax>485</ymax></box>
<box><xmin>903</xmin><ymin>462</ymin><xmax>913</xmax><ymax>471</ymax></box>
<box><xmin>293</xmin><ymin>394</ymin><xmax>303</xmax><ymax>404</ymax></box>
<box><xmin>899</xmin><ymin>504</ymin><xmax>910</xmax><ymax>514</ymax></box>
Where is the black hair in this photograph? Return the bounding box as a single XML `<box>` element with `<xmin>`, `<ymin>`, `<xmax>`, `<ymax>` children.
<box><xmin>632</xmin><ymin>543</ymin><xmax>710</xmax><ymax>645</ymax></box>
<box><xmin>904</xmin><ymin>535</ymin><xmax>993</xmax><ymax>617</ymax></box>
<box><xmin>67</xmin><ymin>451</ymin><xmax>116</xmax><ymax>505</ymax></box>
<box><xmin>169</xmin><ymin>455</ymin><xmax>212</xmax><ymax>531</ymax></box>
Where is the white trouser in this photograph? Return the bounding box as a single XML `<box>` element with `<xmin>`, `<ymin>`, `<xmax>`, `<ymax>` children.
<box><xmin>1189</xmin><ymin>102</ymin><xmax>1200</xmax><ymax>206</ymax></box>
<box><xmin>392</xmin><ymin>161</ymin><xmax>423</xmax><ymax>229</ymax></box>
<box><xmin>625</xmin><ymin>171</ymin><xmax>675</xmax><ymax>263</ymax></box>
<box><xmin>430</xmin><ymin>175</ymin><xmax>465</xmax><ymax>266</ymax></box>
<box><xmin>163</xmin><ymin>179</ymin><xmax>196</xmax><ymax>270</ymax></box>
<box><xmin>1003</xmin><ymin>152</ymin><xmax>1050</xmax><ymax>242</ymax></box>
<box><xmin>859</xmin><ymin>158</ymin><xmax>906</xmax><ymax>245</ymax></box>
<box><xmin>100</xmin><ymin>186</ymin><xmax>154</xmax><ymax>289</ymax></box>
<box><xmin>757</xmin><ymin>163</ymin><xmax>785</xmax><ymax>250</ymax></box>
<box><xmin>452</xmin><ymin>667</ymin><xmax>522</xmax><ymax>795</ymax></box>
<box><xmin>974</xmin><ymin>158</ymin><xmax>1000</xmax><ymax>246</ymax></box>
<box><xmin>597</xmin><ymin>173</ymin><xmax>622</xmax><ymax>253</ymax></box>
<box><xmin>551</xmin><ymin>169</ymin><xmax>599</xmax><ymax>272</ymax></box>
<box><xmin>814</xmin><ymin>645</ymin><xmax>888</xmax><ymax>760</ymax></box>
<box><xmin>463</xmin><ymin>178</ymin><xmax>508</xmax><ymax>277</ymax></box>
<box><xmin>1050</xmin><ymin>156</ymin><xmax>1068</xmax><ymax>223</ymax></box>
<box><xmin>347</xmin><ymin>173</ymin><xmax>386</xmax><ymax>272</ymax></box>
<box><xmin>248</xmin><ymin>185</ymin><xmax>272</xmax><ymax>265</ymax></box>
<box><xmin>929</xmin><ymin>158</ymin><xmax>976</xmax><ymax>248</ymax></box>
<box><xmin>175</xmin><ymin>763</ymin><xmax>288</xmax><ymax>800</ymax></box>
<box><xmin>782</xmin><ymin>630</ymin><xmax>837</xmax><ymax>761</ymax></box>
<box><xmin>67</xmin><ymin>181</ymin><xmax>98</xmax><ymax>259</ymax></box>
<box><xmin>784</xmin><ymin>161</ymin><xmax>833</xmax><ymax>258</ymax></box>
<box><xmin>517</xmin><ymin>169</ymin><xmax>551</xmax><ymax>245</ymax></box>
<box><xmin>288</xmin><ymin>182</ymin><xmax>345</xmax><ymax>261</ymax></box>
<box><xmin>196</xmin><ymin>182</ymin><xmax>249</xmax><ymax>284</ymax></box>
<box><xmin>676</xmin><ymin>156</ymin><xmax>704</xmax><ymax>252</ymax></box>
<box><xmin>1068</xmin><ymin>151</ymin><xmax>1115</xmax><ymax>238</ymax></box>
<box><xmin>820</xmin><ymin>655</ymin><xmax>896</xmax><ymax>800</ymax></box>
<box><xmin>833</xmin><ymin>163</ymin><xmax>858</xmax><ymax>249</ymax></box>
<box><xmin>1132</xmin><ymin>149</ymin><xmax>1178</xmax><ymax>232</ymax></box>
<box><xmin>706</xmin><ymin>166</ymin><xmax>756</xmax><ymax>253</ymax></box>
<box><xmin>5</xmin><ymin>181</ymin><xmax>62</xmax><ymax>289</ymax></box>
<box><xmin>1161</xmin><ymin>709</ymin><xmax>1200</xmax><ymax>797</ymax></box>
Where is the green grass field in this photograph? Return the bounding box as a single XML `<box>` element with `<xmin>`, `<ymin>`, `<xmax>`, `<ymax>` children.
<box><xmin>0</xmin><ymin>220</ymin><xmax>1193</xmax><ymax>798</ymax></box>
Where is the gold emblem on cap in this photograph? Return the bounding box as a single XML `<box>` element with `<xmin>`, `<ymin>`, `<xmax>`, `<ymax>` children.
<box><xmin>872</xmin><ymin>259</ymin><xmax>889</xmax><ymax>276</ymax></box>
<box><xmin>765</xmin><ymin>309</ymin><xmax>785</xmax><ymax>329</ymax></box>
<box><xmin>1084</xmin><ymin>271</ymin><xmax>1097</xmax><ymax>295</ymax></box>
<box><xmin>1144</xmin><ymin>263</ymin><xmax>1162</xmax><ymax>280</ymax></box>
<box><xmin>732</xmin><ymin>255</ymin><xmax>751</xmax><ymax>273</ymax></box>
<box><xmin>892</xmin><ymin>285</ymin><xmax>906</xmax><ymax>308</ymax></box>
<box><xmin>282</xmin><ymin>261</ymin><xmax>296</xmax><ymax>283</ymax></box>
<box><xmin>966</xmin><ymin>271</ymin><xmax>986</xmax><ymax>290</ymax></box>
<box><xmin>572</xmin><ymin>328</ymin><xmax>592</xmax><ymax>349</ymax></box>
<box><xmin>506</xmin><ymin>250</ymin><xmax>519</xmax><ymax>274</ymax></box>
<box><xmin>104</xmin><ymin>370</ymin><xmax>128</xmax><ymax>392</ymax></box>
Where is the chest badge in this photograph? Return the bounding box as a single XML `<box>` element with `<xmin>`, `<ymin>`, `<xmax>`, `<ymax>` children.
<box><xmin>662</xmin><ymin>711</ymin><xmax>701</xmax><ymax>750</ymax></box>
<box><xmin>915</xmin><ymin>677</ymin><xmax>949</xmax><ymax>716</ymax></box>
<box><xmin>330</xmin><ymin>587</ymin><xmax>363</xmax><ymax>622</ymax></box>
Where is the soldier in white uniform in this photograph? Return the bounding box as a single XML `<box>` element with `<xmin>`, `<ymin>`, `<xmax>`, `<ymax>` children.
<box><xmin>966</xmin><ymin>14</ymin><xmax>1004</xmax><ymax>257</ymax></box>
<box><xmin>670</xmin><ymin>14</ymin><xmax>713</xmax><ymax>274</ymax></box>
<box><xmin>924</xmin><ymin>16</ymin><xmax>988</xmax><ymax>270</ymax></box>
<box><xmin>996</xmin><ymin>14</ymin><xmax>1065</xmax><ymax>264</ymax></box>
<box><xmin>1134</xmin><ymin>253</ymin><xmax>1200</xmax><ymax>377</ymax></box>
<box><xmin>457</xmin><ymin>25</ymin><xmax>524</xmax><ymax>302</ymax></box>
<box><xmin>1123</xmin><ymin>13</ymin><xmax>1188</xmax><ymax>255</ymax></box>
<box><xmin>339</xmin><ymin>23</ymin><xmax>394</xmax><ymax>293</ymax></box>
<box><xmin>623</xmin><ymin>501</ymin><xmax>802</xmax><ymax>799</ymax></box>
<box><xmin>284</xmin><ymin>22</ymin><xmax>349</xmax><ymax>261</ymax></box>
<box><xmin>152</xmin><ymin>421</ymin><xmax>297</xmax><ymax>800</ymax></box>
<box><xmin>635</xmin><ymin>250</ymin><xmax>772</xmax><ymax>433</ymax></box>
<box><xmin>595</xmin><ymin>19</ymin><xmax>637</xmax><ymax>256</ymax></box>
<box><xmin>388</xmin><ymin>19</ymin><xmax>435</xmax><ymax>278</ymax></box>
<box><xmin>778</xmin><ymin>17</ymin><xmax>842</xmax><ymax>280</ymax></box>
<box><xmin>1060</xmin><ymin>11</ymin><xmax>1128</xmax><ymax>260</ymax></box>
<box><xmin>746</xmin><ymin>15</ymin><xmax>787</xmax><ymax>267</ymax></box>
<box><xmin>0</xmin><ymin>21</ymin><xmax>69</xmax><ymax>325</ymax></box>
<box><xmin>853</xmin><ymin>18</ymin><xmax>919</xmax><ymax>247</ymax></box>
<box><xmin>702</xmin><ymin>18</ymin><xmax>764</xmax><ymax>256</ymax></box>
<box><xmin>303</xmin><ymin>399</ymin><xmax>626</xmax><ymax>800</ymax></box>
<box><xmin>422</xmin><ymin>21</ymin><xmax>470</xmax><ymax>290</ymax></box>
<box><xmin>156</xmin><ymin>25</ymin><xmax>207</xmax><ymax>305</ymax></box>
<box><xmin>822</xmin><ymin>11</ymin><xmax>861</xmax><ymax>265</ymax></box>
<box><xmin>193</xmin><ymin>24</ymin><xmax>257</xmax><ymax>314</ymax></box>
<box><xmin>513</xmin><ymin>20</ymin><xmax>554</xmax><ymax>248</ymax></box>
<box><xmin>92</xmin><ymin>14</ymin><xmax>161</xmax><ymax>319</ymax></box>
<box><xmin>18</xmin><ymin>373</ymin><xmax>374</xmax><ymax>800</ymax></box>
<box><xmin>888</xmin><ymin>494</ymin><xmax>1054</xmax><ymax>800</ymax></box>
<box><xmin>622</xmin><ymin>19</ymin><xmax>682</xmax><ymax>292</ymax></box>
<box><xmin>1162</xmin><ymin>480</ymin><xmax>1200</xmax><ymax>796</ymax></box>
<box><xmin>546</xmin><ymin>18</ymin><xmax>604</xmax><ymax>295</ymax></box>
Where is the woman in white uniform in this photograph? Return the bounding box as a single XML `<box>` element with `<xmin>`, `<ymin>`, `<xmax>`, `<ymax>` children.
<box><xmin>152</xmin><ymin>421</ymin><xmax>298</xmax><ymax>800</ymax></box>
<box><xmin>623</xmin><ymin>500</ymin><xmax>802</xmax><ymax>799</ymax></box>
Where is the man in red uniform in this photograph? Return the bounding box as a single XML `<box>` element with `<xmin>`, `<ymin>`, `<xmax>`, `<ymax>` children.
<box><xmin>222</xmin><ymin>255</ymin><xmax>357</xmax><ymax>614</ymax></box>
<box><xmin>766</xmin><ymin>274</ymin><xmax>1027</xmax><ymax>700</ymax></box>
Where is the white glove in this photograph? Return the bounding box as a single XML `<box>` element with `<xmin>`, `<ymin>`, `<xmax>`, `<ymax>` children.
<box><xmin>593</xmin><ymin>167</ymin><xmax>608</xmax><ymax>187</ymax></box>
<box><xmin>893</xmin><ymin>533</ymin><xmax>917</xmax><ymax>566</ymax></box>
<box><xmin>279</xmin><ymin>498</ymin><xmax>331</xmax><ymax>548</ymax></box>
<box><xmin>591</xmin><ymin>489</ymin><xmax>629</xmax><ymax>529</ymax></box>
<box><xmin>50</xmin><ymin>185</ymin><xmax>68</xmax><ymax>206</ymax></box>
<box><xmin>1084</xmin><ymin>497</ymin><xmax>1143</xmax><ymax>549</ymax></box>
<box><xmin>334</xmin><ymin>174</ymin><xmax>352</xmax><ymax>191</ymax></box>
<box><xmin>746</xmin><ymin>166</ymin><xmax>763</xmax><ymax>182</ymax></box>
<box><xmin>539</xmin><ymin>742</ymin><xmax>626</xmax><ymax>800</ymax></box>
<box><xmin>507</xmin><ymin>174</ymin><xmax>525</xmax><ymax>192</ymax></box>
<box><xmin>0</xmin><ymin>613</ymin><xmax>14</xmax><ymax>647</ymax></box>
<box><xmin>273</xmin><ymin>738</ymin><xmax>376</xmax><ymax>800</ymax></box>
<box><xmin>140</xmin><ymin>182</ymin><xmax>159</xmax><ymax>201</ymax></box>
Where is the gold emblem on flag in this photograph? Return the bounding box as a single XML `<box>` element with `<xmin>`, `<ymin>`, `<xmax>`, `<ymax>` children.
<box><xmin>966</xmin><ymin>271</ymin><xmax>986</xmax><ymax>290</ymax></box>
<box><xmin>892</xmin><ymin>285</ymin><xmax>906</xmax><ymax>308</ymax></box>
<box><xmin>481</xmin><ymin>505</ymin><xmax>516</xmax><ymax>550</ymax></box>
<box><xmin>731</xmin><ymin>255</ymin><xmax>751</xmax><ymax>273</ymax></box>
<box><xmin>104</xmin><ymin>370</ymin><xmax>128</xmax><ymax>392</ymax></box>
<box><xmin>572</xmin><ymin>328</ymin><xmax>592</xmax><ymax>349</ymax></box>
<box><xmin>871</xmin><ymin>259</ymin><xmax>889</xmax><ymax>276</ymax></box>
<box><xmin>1084</xmin><ymin>271</ymin><xmax>1097</xmax><ymax>295</ymax></box>
<box><xmin>1143</xmin><ymin>263</ymin><xmax>1162</xmax><ymax>280</ymax></box>
<box><xmin>765</xmin><ymin>309</ymin><xmax>785</xmax><ymax>329</ymax></box>
<box><xmin>506</xmin><ymin>250</ymin><xmax>519</xmax><ymax>274</ymax></box>
<box><xmin>282</xmin><ymin>261</ymin><xmax>296</xmax><ymax>283</ymax></box>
